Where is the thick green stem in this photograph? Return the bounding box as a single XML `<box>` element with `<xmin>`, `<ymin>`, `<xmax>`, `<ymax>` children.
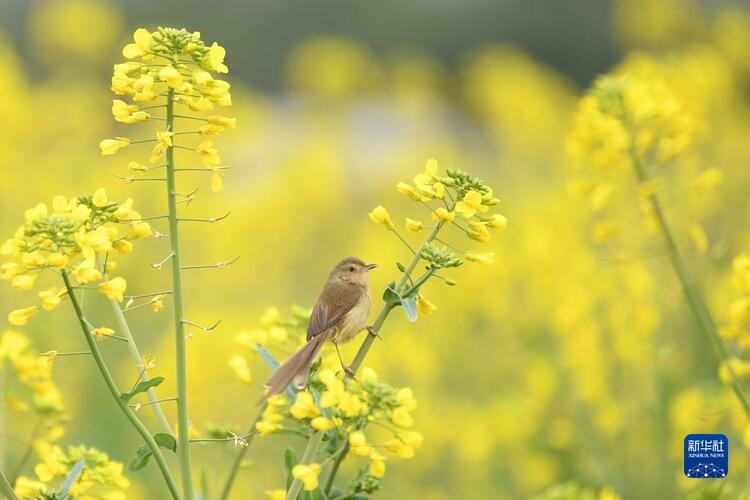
<box><xmin>632</xmin><ymin>160</ymin><xmax>750</xmax><ymax>418</ymax></box>
<box><xmin>98</xmin><ymin>257</ymin><xmax>174</xmax><ymax>435</ymax></box>
<box><xmin>217</xmin><ymin>408</ymin><xmax>264</xmax><ymax>500</ymax></box>
<box><xmin>165</xmin><ymin>86</ymin><xmax>196</xmax><ymax>499</ymax></box>
<box><xmin>288</xmin><ymin>221</ymin><xmax>445</xmax><ymax>497</ymax></box>
<box><xmin>286</xmin><ymin>431</ymin><xmax>325</xmax><ymax>500</ymax></box>
<box><xmin>61</xmin><ymin>272</ymin><xmax>181</xmax><ymax>499</ymax></box>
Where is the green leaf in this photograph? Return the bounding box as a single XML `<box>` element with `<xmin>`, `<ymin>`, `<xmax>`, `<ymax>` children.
<box><xmin>128</xmin><ymin>433</ymin><xmax>177</xmax><ymax>471</ymax></box>
<box><xmin>256</xmin><ymin>343</ymin><xmax>280</xmax><ymax>370</ymax></box>
<box><xmin>382</xmin><ymin>282</ymin><xmax>401</xmax><ymax>306</ymax></box>
<box><xmin>120</xmin><ymin>376</ymin><xmax>164</xmax><ymax>403</ymax></box>
<box><xmin>154</xmin><ymin>433</ymin><xmax>177</xmax><ymax>453</ymax></box>
<box><xmin>396</xmin><ymin>262</ymin><xmax>406</xmax><ymax>272</ymax></box>
<box><xmin>128</xmin><ymin>445</ymin><xmax>152</xmax><ymax>471</ymax></box>
<box><xmin>284</xmin><ymin>447</ymin><xmax>298</xmax><ymax>490</ymax></box>
<box><xmin>58</xmin><ymin>458</ymin><xmax>84</xmax><ymax>495</ymax></box>
<box><xmin>401</xmin><ymin>296</ymin><xmax>418</xmax><ymax>322</ymax></box>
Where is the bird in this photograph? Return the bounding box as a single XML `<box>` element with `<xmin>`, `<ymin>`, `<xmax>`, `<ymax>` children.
<box><xmin>258</xmin><ymin>257</ymin><xmax>377</xmax><ymax>403</ymax></box>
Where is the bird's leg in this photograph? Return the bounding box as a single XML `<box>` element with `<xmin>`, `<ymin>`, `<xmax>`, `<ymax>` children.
<box><xmin>366</xmin><ymin>325</ymin><xmax>382</xmax><ymax>340</ymax></box>
<box><xmin>334</xmin><ymin>341</ymin><xmax>356</xmax><ymax>379</ymax></box>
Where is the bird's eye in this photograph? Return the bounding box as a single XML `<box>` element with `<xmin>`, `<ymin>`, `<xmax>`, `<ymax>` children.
<box><xmin>348</xmin><ymin>266</ymin><xmax>356</xmax><ymax>272</ymax></box>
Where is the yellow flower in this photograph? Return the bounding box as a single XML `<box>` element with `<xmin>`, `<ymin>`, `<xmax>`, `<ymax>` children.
<box><xmin>255</xmin><ymin>420</ymin><xmax>282</xmax><ymax>436</ymax></box>
<box><xmin>98</xmin><ymin>277</ymin><xmax>127</xmax><ymax>302</ymax></box>
<box><xmin>92</xmin><ymin>327</ymin><xmax>115</xmax><ymax>340</ymax></box>
<box><xmin>151</xmin><ymin>295</ymin><xmax>165</xmax><ymax>312</ymax></box>
<box><xmin>730</xmin><ymin>297</ymin><xmax>750</xmax><ymax>326</ymax></box>
<box><xmin>122</xmin><ymin>28</ymin><xmax>153</xmax><ymax>59</ymax></box>
<box><xmin>158</xmin><ymin>65</ymin><xmax>183</xmax><ymax>88</ymax></box>
<box><xmin>455</xmin><ymin>190</ymin><xmax>488</xmax><ymax>218</ymax></box>
<box><xmin>290</xmin><ymin>391</ymin><xmax>320</xmax><ymax>420</ymax></box>
<box><xmin>432</xmin><ymin>207</ymin><xmax>455</xmax><ymax>223</ymax></box>
<box><xmin>8</xmin><ymin>306</ymin><xmax>39</xmax><ymax>326</ymax></box>
<box><xmin>128</xmin><ymin>161</ymin><xmax>149</xmax><ymax>174</ymax></box>
<box><xmin>204</xmin><ymin>42</ymin><xmax>229</xmax><ymax>73</ymax></box>
<box><xmin>128</xmin><ymin>222</ymin><xmax>153</xmax><ymax>239</ymax></box>
<box><xmin>92</xmin><ymin>188</ymin><xmax>108</xmax><ymax>208</ymax></box>
<box><xmin>405</xmin><ymin>218</ymin><xmax>423</xmax><ymax>233</ymax></box>
<box><xmin>99</xmin><ymin>137</ymin><xmax>130</xmax><ymax>156</ymax></box>
<box><xmin>416</xmin><ymin>294</ymin><xmax>437</xmax><ymax>316</ymax></box>
<box><xmin>396</xmin><ymin>387</ymin><xmax>417</xmax><ymax>411</ymax></box>
<box><xmin>12</xmin><ymin>274</ymin><xmax>37</xmax><ymax>291</ymax></box>
<box><xmin>47</xmin><ymin>253</ymin><xmax>68</xmax><ymax>269</ymax></box>
<box><xmin>228</xmin><ymin>355</ymin><xmax>252</xmax><ymax>384</ymax></box>
<box><xmin>149</xmin><ymin>131</ymin><xmax>174</xmax><ymax>164</ymax></box>
<box><xmin>396</xmin><ymin>182</ymin><xmax>429</xmax><ymax>201</ymax></box>
<box><xmin>369</xmin><ymin>206</ymin><xmax>395</xmax><ymax>230</ymax></box>
<box><xmin>196</xmin><ymin>141</ymin><xmax>221</xmax><ymax>167</ymax></box>
<box><xmin>72</xmin><ymin>260</ymin><xmax>102</xmax><ymax>284</ymax></box>
<box><xmin>310</xmin><ymin>416</ymin><xmax>336</xmax><ymax>431</ymax></box>
<box><xmin>385</xmin><ymin>439</ymin><xmax>415</xmax><ymax>459</ymax></box>
<box><xmin>111</xmin><ymin>100</ymin><xmax>148</xmax><ymax>124</ymax></box>
<box><xmin>465</xmin><ymin>251</ymin><xmax>495</xmax><ymax>264</ymax></box>
<box><xmin>39</xmin><ymin>287</ymin><xmax>64</xmax><ymax>311</ymax></box>
<box><xmin>199</xmin><ymin>124</ymin><xmax>224</xmax><ymax>136</ymax></box>
<box><xmin>265</xmin><ymin>490</ymin><xmax>285</xmax><ymax>500</ymax></box>
<box><xmin>210</xmin><ymin>167</ymin><xmax>227</xmax><ymax>193</ymax></box>
<box><xmin>414</xmin><ymin>158</ymin><xmax>439</xmax><ymax>185</ymax></box>
<box><xmin>369</xmin><ymin>451</ymin><xmax>387</xmax><ymax>478</ymax></box>
<box><xmin>291</xmin><ymin>463</ymin><xmax>321</xmax><ymax>492</ymax></box>
<box><xmin>349</xmin><ymin>431</ymin><xmax>367</xmax><ymax>448</ymax></box>
<box><xmin>468</xmin><ymin>221</ymin><xmax>491</xmax><ymax>242</ymax></box>
<box><xmin>487</xmin><ymin>214</ymin><xmax>507</xmax><ymax>232</ymax></box>
<box><xmin>208</xmin><ymin>116</ymin><xmax>237</xmax><ymax>128</ymax></box>
<box><xmin>113</xmin><ymin>240</ymin><xmax>134</xmax><ymax>255</ymax></box>
<box><xmin>398</xmin><ymin>430</ymin><xmax>424</xmax><ymax>449</ymax></box>
<box><xmin>392</xmin><ymin>406</ymin><xmax>414</xmax><ymax>428</ymax></box>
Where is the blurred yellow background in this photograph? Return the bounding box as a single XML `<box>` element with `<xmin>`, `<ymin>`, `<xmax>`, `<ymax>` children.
<box><xmin>3</xmin><ymin>0</ymin><xmax>750</xmax><ymax>498</ymax></box>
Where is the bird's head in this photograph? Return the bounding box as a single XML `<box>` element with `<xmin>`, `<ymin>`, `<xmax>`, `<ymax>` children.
<box><xmin>329</xmin><ymin>257</ymin><xmax>377</xmax><ymax>286</ymax></box>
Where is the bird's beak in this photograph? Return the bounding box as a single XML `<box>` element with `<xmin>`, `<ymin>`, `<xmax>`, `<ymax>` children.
<box><xmin>364</xmin><ymin>263</ymin><xmax>378</xmax><ymax>271</ymax></box>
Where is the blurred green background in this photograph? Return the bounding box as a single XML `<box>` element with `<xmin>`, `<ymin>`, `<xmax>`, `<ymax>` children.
<box><xmin>3</xmin><ymin>0</ymin><xmax>750</xmax><ymax>499</ymax></box>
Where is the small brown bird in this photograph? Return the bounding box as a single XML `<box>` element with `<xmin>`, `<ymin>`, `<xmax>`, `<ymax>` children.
<box><xmin>259</xmin><ymin>257</ymin><xmax>377</xmax><ymax>403</ymax></box>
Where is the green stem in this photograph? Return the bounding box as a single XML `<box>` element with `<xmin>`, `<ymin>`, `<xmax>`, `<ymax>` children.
<box><xmin>98</xmin><ymin>256</ymin><xmax>174</xmax><ymax>435</ymax></box>
<box><xmin>217</xmin><ymin>408</ymin><xmax>264</xmax><ymax>500</ymax></box>
<box><xmin>0</xmin><ymin>469</ymin><xmax>16</xmax><ymax>500</ymax></box>
<box><xmin>286</xmin><ymin>431</ymin><xmax>324</xmax><ymax>500</ymax></box>
<box><xmin>632</xmin><ymin>159</ymin><xmax>750</xmax><ymax>418</ymax></box>
<box><xmin>166</xmin><ymin>86</ymin><xmax>196</xmax><ymax>499</ymax></box>
<box><xmin>289</xmin><ymin>221</ymin><xmax>445</xmax><ymax>497</ymax></box>
<box><xmin>323</xmin><ymin>442</ymin><xmax>349</xmax><ymax>494</ymax></box>
<box><xmin>61</xmin><ymin>272</ymin><xmax>181</xmax><ymax>499</ymax></box>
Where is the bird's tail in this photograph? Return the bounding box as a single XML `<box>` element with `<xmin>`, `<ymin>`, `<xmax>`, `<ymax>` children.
<box><xmin>256</xmin><ymin>333</ymin><xmax>327</xmax><ymax>405</ymax></box>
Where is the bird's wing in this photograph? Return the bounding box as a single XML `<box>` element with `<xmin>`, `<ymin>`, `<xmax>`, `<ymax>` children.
<box><xmin>307</xmin><ymin>280</ymin><xmax>360</xmax><ymax>340</ymax></box>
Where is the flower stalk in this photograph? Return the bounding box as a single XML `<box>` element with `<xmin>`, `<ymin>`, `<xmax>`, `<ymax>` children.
<box><xmin>632</xmin><ymin>158</ymin><xmax>750</xmax><ymax>418</ymax></box>
<box><xmin>61</xmin><ymin>271</ymin><xmax>181</xmax><ymax>499</ymax></box>
<box><xmin>165</xmin><ymin>85</ymin><xmax>196</xmax><ymax>499</ymax></box>
<box><xmin>99</xmin><ymin>256</ymin><xmax>174</xmax><ymax>434</ymax></box>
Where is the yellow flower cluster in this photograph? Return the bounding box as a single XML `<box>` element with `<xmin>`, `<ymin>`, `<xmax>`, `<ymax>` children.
<box><xmin>1</xmin><ymin>330</ymin><xmax>65</xmax><ymax>417</ymax></box>
<box><xmin>102</xmin><ymin>27</ymin><xmax>235</xmax><ymax>192</ymax></box>
<box><xmin>14</xmin><ymin>442</ymin><xmax>130</xmax><ymax>499</ymax></box>
<box><xmin>719</xmin><ymin>254</ymin><xmax>750</xmax><ymax>382</ymax></box>
<box><xmin>0</xmin><ymin>190</ymin><xmax>150</xmax><ymax>326</ymax></box>
<box><xmin>375</xmin><ymin>159</ymin><xmax>505</xmax><ymax>249</ymax></box>
<box><xmin>567</xmin><ymin>73</ymin><xmax>694</xmax><ymax>173</ymax></box>
<box><xmin>233</xmin><ymin>307</ymin><xmax>423</xmax><ymax>491</ymax></box>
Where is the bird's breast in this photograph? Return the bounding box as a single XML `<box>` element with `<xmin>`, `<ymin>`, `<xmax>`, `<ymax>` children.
<box><xmin>334</xmin><ymin>293</ymin><xmax>371</xmax><ymax>343</ymax></box>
